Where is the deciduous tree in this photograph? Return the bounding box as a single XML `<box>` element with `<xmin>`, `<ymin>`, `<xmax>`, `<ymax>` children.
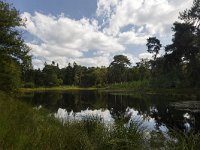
<box><xmin>0</xmin><ymin>1</ymin><xmax>31</xmax><ymax>92</ymax></box>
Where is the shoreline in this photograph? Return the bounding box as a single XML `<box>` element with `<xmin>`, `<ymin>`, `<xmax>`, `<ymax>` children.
<box><xmin>20</xmin><ymin>86</ymin><xmax>200</xmax><ymax>98</ymax></box>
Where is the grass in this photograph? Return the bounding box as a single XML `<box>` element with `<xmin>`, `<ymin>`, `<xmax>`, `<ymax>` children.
<box><xmin>166</xmin><ymin>131</ymin><xmax>200</xmax><ymax>150</ymax></box>
<box><xmin>1</xmin><ymin>91</ymin><xmax>200</xmax><ymax>149</ymax></box>
<box><xmin>103</xmin><ymin>81</ymin><xmax>200</xmax><ymax>99</ymax></box>
<box><xmin>20</xmin><ymin>82</ymin><xmax>200</xmax><ymax>98</ymax></box>
<box><xmin>20</xmin><ymin>86</ymin><xmax>99</xmax><ymax>92</ymax></box>
<box><xmin>0</xmin><ymin>91</ymin><xmax>147</xmax><ymax>149</ymax></box>
<box><xmin>20</xmin><ymin>80</ymin><xmax>150</xmax><ymax>93</ymax></box>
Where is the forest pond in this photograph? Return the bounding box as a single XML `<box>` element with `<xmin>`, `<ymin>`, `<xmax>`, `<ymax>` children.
<box><xmin>21</xmin><ymin>90</ymin><xmax>200</xmax><ymax>133</ymax></box>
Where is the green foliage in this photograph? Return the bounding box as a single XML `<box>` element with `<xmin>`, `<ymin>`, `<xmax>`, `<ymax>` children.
<box><xmin>42</xmin><ymin>62</ymin><xmax>63</xmax><ymax>87</ymax></box>
<box><xmin>1</xmin><ymin>91</ymin><xmax>200</xmax><ymax>149</ymax></box>
<box><xmin>143</xmin><ymin>0</ymin><xmax>200</xmax><ymax>89</ymax></box>
<box><xmin>166</xmin><ymin>131</ymin><xmax>200</xmax><ymax>150</ymax></box>
<box><xmin>0</xmin><ymin>55</ymin><xmax>21</xmax><ymax>92</ymax></box>
<box><xmin>108</xmin><ymin>80</ymin><xmax>150</xmax><ymax>90</ymax></box>
<box><xmin>0</xmin><ymin>91</ymin><xmax>148</xmax><ymax>149</ymax></box>
<box><xmin>61</xmin><ymin>63</ymin><xmax>74</xmax><ymax>85</ymax></box>
<box><xmin>135</xmin><ymin>59</ymin><xmax>151</xmax><ymax>80</ymax></box>
<box><xmin>92</xmin><ymin>67</ymin><xmax>107</xmax><ymax>87</ymax></box>
<box><xmin>146</xmin><ymin>37</ymin><xmax>162</xmax><ymax>60</ymax></box>
<box><xmin>179</xmin><ymin>0</ymin><xmax>200</xmax><ymax>28</ymax></box>
<box><xmin>16</xmin><ymin>0</ymin><xmax>200</xmax><ymax>90</ymax></box>
<box><xmin>0</xmin><ymin>1</ymin><xmax>31</xmax><ymax>92</ymax></box>
<box><xmin>26</xmin><ymin>62</ymin><xmax>109</xmax><ymax>88</ymax></box>
<box><xmin>108</xmin><ymin>55</ymin><xmax>131</xmax><ymax>83</ymax></box>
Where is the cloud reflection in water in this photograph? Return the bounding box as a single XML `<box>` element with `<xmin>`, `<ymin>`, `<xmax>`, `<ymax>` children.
<box><xmin>54</xmin><ymin>107</ymin><xmax>169</xmax><ymax>134</ymax></box>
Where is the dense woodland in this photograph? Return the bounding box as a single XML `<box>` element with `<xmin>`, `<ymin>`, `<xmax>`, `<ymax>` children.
<box><xmin>1</xmin><ymin>0</ymin><xmax>200</xmax><ymax>91</ymax></box>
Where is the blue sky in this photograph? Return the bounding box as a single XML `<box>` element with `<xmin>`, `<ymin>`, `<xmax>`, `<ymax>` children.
<box><xmin>7</xmin><ymin>0</ymin><xmax>97</xmax><ymax>19</ymax></box>
<box><xmin>6</xmin><ymin>0</ymin><xmax>193</xmax><ymax>68</ymax></box>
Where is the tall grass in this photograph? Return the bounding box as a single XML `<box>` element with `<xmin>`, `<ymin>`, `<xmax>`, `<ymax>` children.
<box><xmin>166</xmin><ymin>131</ymin><xmax>200</xmax><ymax>150</ymax></box>
<box><xmin>0</xmin><ymin>91</ymin><xmax>200</xmax><ymax>149</ymax></box>
<box><xmin>0</xmin><ymin>91</ymin><xmax>147</xmax><ymax>149</ymax></box>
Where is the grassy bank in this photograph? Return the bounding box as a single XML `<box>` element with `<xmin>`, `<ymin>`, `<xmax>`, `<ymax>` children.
<box><xmin>20</xmin><ymin>81</ymin><xmax>200</xmax><ymax>97</ymax></box>
<box><xmin>0</xmin><ymin>91</ymin><xmax>146</xmax><ymax>149</ymax></box>
<box><xmin>0</xmin><ymin>91</ymin><xmax>200</xmax><ymax>149</ymax></box>
<box><xmin>104</xmin><ymin>81</ymin><xmax>200</xmax><ymax>98</ymax></box>
<box><xmin>20</xmin><ymin>86</ymin><xmax>99</xmax><ymax>92</ymax></box>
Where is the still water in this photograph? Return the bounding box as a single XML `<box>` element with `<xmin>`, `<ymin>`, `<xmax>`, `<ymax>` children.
<box><xmin>21</xmin><ymin>90</ymin><xmax>200</xmax><ymax>133</ymax></box>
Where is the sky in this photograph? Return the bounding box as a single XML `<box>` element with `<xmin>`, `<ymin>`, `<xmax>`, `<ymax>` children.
<box><xmin>6</xmin><ymin>0</ymin><xmax>193</xmax><ymax>68</ymax></box>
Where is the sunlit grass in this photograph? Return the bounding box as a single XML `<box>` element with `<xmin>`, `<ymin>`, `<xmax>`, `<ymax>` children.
<box><xmin>20</xmin><ymin>86</ymin><xmax>99</xmax><ymax>92</ymax></box>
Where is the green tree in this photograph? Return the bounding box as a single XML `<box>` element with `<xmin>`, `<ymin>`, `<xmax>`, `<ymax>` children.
<box><xmin>80</xmin><ymin>67</ymin><xmax>95</xmax><ymax>87</ymax></box>
<box><xmin>61</xmin><ymin>63</ymin><xmax>74</xmax><ymax>85</ymax></box>
<box><xmin>42</xmin><ymin>62</ymin><xmax>62</xmax><ymax>86</ymax></box>
<box><xmin>136</xmin><ymin>59</ymin><xmax>151</xmax><ymax>80</ymax></box>
<box><xmin>164</xmin><ymin>0</ymin><xmax>200</xmax><ymax>87</ymax></box>
<box><xmin>0</xmin><ymin>1</ymin><xmax>31</xmax><ymax>92</ymax></box>
<box><xmin>92</xmin><ymin>67</ymin><xmax>107</xmax><ymax>87</ymax></box>
<box><xmin>0</xmin><ymin>56</ymin><xmax>21</xmax><ymax>91</ymax></box>
<box><xmin>108</xmin><ymin>55</ymin><xmax>131</xmax><ymax>83</ymax></box>
<box><xmin>179</xmin><ymin>0</ymin><xmax>200</xmax><ymax>28</ymax></box>
<box><xmin>73</xmin><ymin>62</ymin><xmax>85</xmax><ymax>86</ymax></box>
<box><xmin>146</xmin><ymin>37</ymin><xmax>162</xmax><ymax>79</ymax></box>
<box><xmin>146</xmin><ymin>37</ymin><xmax>162</xmax><ymax>60</ymax></box>
<box><xmin>34</xmin><ymin>69</ymin><xmax>44</xmax><ymax>87</ymax></box>
<box><xmin>178</xmin><ymin>0</ymin><xmax>200</xmax><ymax>86</ymax></box>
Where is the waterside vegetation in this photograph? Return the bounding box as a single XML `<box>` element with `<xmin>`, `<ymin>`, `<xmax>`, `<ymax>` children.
<box><xmin>20</xmin><ymin>86</ymin><xmax>99</xmax><ymax>92</ymax></box>
<box><xmin>1</xmin><ymin>0</ymin><xmax>200</xmax><ymax>149</ymax></box>
<box><xmin>1</xmin><ymin>91</ymin><xmax>200</xmax><ymax>149</ymax></box>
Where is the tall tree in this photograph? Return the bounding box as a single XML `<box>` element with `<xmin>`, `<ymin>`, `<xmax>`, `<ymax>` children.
<box><xmin>178</xmin><ymin>0</ymin><xmax>200</xmax><ymax>86</ymax></box>
<box><xmin>179</xmin><ymin>0</ymin><xmax>200</xmax><ymax>28</ymax></box>
<box><xmin>61</xmin><ymin>63</ymin><xmax>74</xmax><ymax>85</ymax></box>
<box><xmin>108</xmin><ymin>55</ymin><xmax>131</xmax><ymax>83</ymax></box>
<box><xmin>146</xmin><ymin>37</ymin><xmax>162</xmax><ymax>79</ymax></box>
<box><xmin>42</xmin><ymin>62</ymin><xmax>62</xmax><ymax>86</ymax></box>
<box><xmin>0</xmin><ymin>1</ymin><xmax>31</xmax><ymax>92</ymax></box>
<box><xmin>146</xmin><ymin>37</ymin><xmax>162</xmax><ymax>60</ymax></box>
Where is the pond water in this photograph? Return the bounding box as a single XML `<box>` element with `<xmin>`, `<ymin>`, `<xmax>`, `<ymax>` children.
<box><xmin>21</xmin><ymin>90</ymin><xmax>200</xmax><ymax>133</ymax></box>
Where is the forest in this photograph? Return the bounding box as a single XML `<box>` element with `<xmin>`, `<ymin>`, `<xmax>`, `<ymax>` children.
<box><xmin>1</xmin><ymin>0</ymin><xmax>200</xmax><ymax>92</ymax></box>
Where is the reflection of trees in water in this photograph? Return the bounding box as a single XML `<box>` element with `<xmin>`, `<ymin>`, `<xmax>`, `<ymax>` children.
<box><xmin>106</xmin><ymin>93</ymin><xmax>199</xmax><ymax>132</ymax></box>
<box><xmin>33</xmin><ymin>92</ymin><xmax>63</xmax><ymax>111</ymax></box>
<box><xmin>151</xmin><ymin>106</ymin><xmax>200</xmax><ymax>133</ymax></box>
<box><xmin>106</xmin><ymin>93</ymin><xmax>154</xmax><ymax>117</ymax></box>
<box><xmin>21</xmin><ymin>91</ymin><xmax>200</xmax><ymax>132</ymax></box>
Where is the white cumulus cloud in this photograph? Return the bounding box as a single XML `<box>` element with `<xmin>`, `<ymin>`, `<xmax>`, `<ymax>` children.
<box><xmin>97</xmin><ymin>0</ymin><xmax>193</xmax><ymax>36</ymax></box>
<box><xmin>21</xmin><ymin>0</ymin><xmax>193</xmax><ymax>68</ymax></box>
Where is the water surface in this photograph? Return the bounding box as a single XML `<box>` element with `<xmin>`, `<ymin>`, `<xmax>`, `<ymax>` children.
<box><xmin>21</xmin><ymin>90</ymin><xmax>200</xmax><ymax>132</ymax></box>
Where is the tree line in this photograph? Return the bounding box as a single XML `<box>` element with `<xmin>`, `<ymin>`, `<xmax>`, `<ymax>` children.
<box><xmin>1</xmin><ymin>0</ymin><xmax>200</xmax><ymax>92</ymax></box>
<box><xmin>23</xmin><ymin>55</ymin><xmax>151</xmax><ymax>88</ymax></box>
<box><xmin>24</xmin><ymin>0</ymin><xmax>200</xmax><ymax>88</ymax></box>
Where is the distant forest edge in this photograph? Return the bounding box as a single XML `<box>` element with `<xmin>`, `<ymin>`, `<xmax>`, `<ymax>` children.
<box><xmin>1</xmin><ymin>0</ymin><xmax>200</xmax><ymax>92</ymax></box>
